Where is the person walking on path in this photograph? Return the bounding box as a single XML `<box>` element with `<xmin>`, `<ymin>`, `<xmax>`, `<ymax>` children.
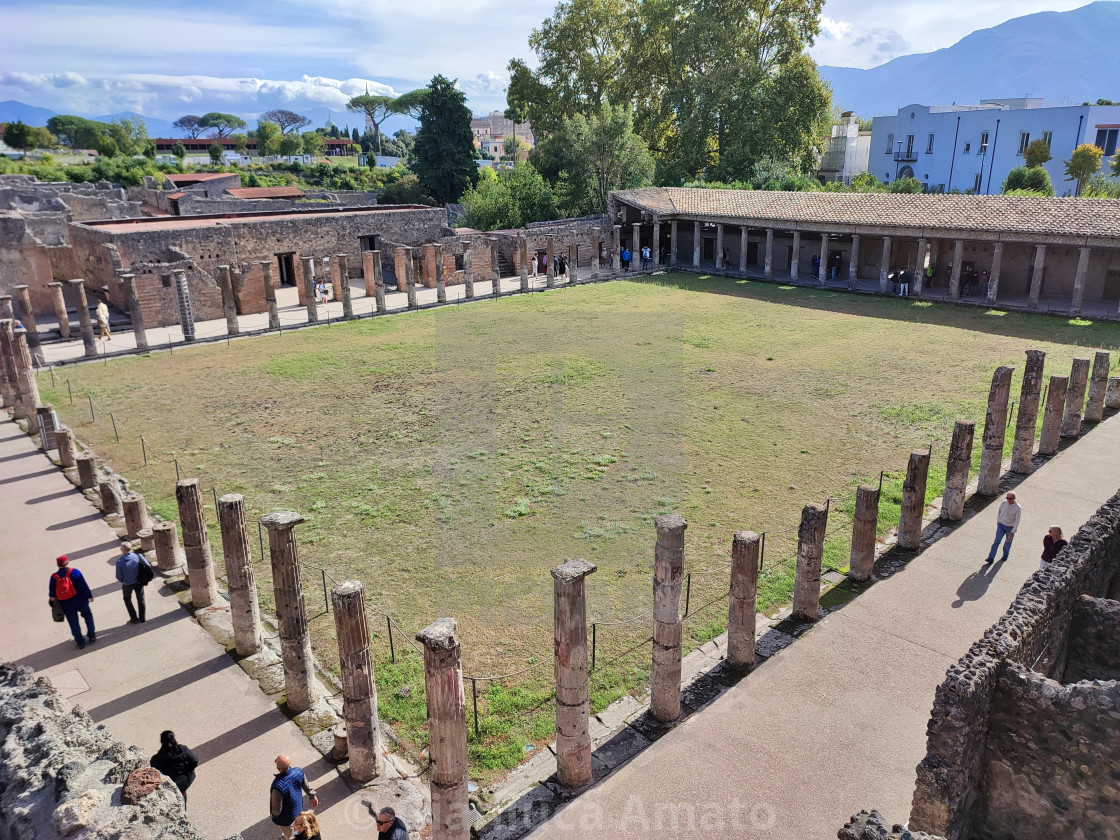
<box><xmin>292</xmin><ymin>810</ymin><xmax>322</xmax><ymax>840</ymax></box>
<box><xmin>115</xmin><ymin>540</ymin><xmax>150</xmax><ymax>624</ymax></box>
<box><xmin>96</xmin><ymin>299</ymin><xmax>111</xmax><ymax>340</ymax></box>
<box><xmin>270</xmin><ymin>754</ymin><xmax>318</xmax><ymax>840</ymax></box>
<box><xmin>985</xmin><ymin>491</ymin><xmax>1022</xmax><ymax>564</ymax></box>
<box><xmin>375</xmin><ymin>806</ymin><xmax>409</xmax><ymax>840</ymax></box>
<box><xmin>150</xmin><ymin>730</ymin><xmax>199</xmax><ymax>804</ymax></box>
<box><xmin>1039</xmin><ymin>525</ymin><xmax>1068</xmax><ymax>571</ymax></box>
<box><xmin>50</xmin><ymin>555</ymin><xmax>95</xmax><ymax>649</ymax></box>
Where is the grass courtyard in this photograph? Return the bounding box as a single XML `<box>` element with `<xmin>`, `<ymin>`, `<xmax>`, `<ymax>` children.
<box><xmin>38</xmin><ymin>274</ymin><xmax>1120</xmax><ymax>780</ymax></box>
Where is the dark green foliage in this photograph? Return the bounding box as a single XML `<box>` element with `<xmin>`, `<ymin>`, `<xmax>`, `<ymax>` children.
<box><xmin>1001</xmin><ymin>166</ymin><xmax>1055</xmax><ymax>196</ymax></box>
<box><xmin>412</xmin><ymin>75</ymin><xmax>478</xmax><ymax>204</ymax></box>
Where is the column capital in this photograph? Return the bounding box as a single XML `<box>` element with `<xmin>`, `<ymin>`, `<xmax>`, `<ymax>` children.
<box><xmin>261</xmin><ymin>511</ymin><xmax>305</xmax><ymax>530</ymax></box>
<box><xmin>417</xmin><ymin>617</ymin><xmax>459</xmax><ymax>650</ymax></box>
<box><xmin>551</xmin><ymin>558</ymin><xmax>597</xmax><ymax>583</ymax></box>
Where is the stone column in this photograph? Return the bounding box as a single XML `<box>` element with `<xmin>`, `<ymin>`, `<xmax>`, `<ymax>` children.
<box><xmin>792</xmin><ymin>503</ymin><xmax>828</xmax><ymax>622</ymax></box>
<box><xmin>1106</xmin><ymin>377</ymin><xmax>1120</xmax><ymax>410</ymax></box>
<box><xmin>1038</xmin><ymin>375</ymin><xmax>1068</xmax><ymax>456</ymax></box>
<box><xmin>819</xmin><ymin>233</ymin><xmax>830</xmax><ymax>287</ymax></box>
<box><xmin>848</xmin><ymin>234</ymin><xmax>860</xmax><ymax>288</ymax></box>
<box><xmin>404</xmin><ymin>248</ymin><xmax>419</xmax><ymax>310</ymax></box>
<box><xmin>337</xmin><ymin>254</ymin><xmax>353</xmax><ymax>319</ymax></box>
<box><xmin>176</xmin><ymin>479</ymin><xmax>219</xmax><ymax>609</ymax></box>
<box><xmin>632</xmin><ymin>223</ymin><xmax>642</xmax><ymax>268</ymax></box>
<box><xmin>986</xmin><ymin>242</ymin><xmax>1004</xmax><ymax>304</ymax></box>
<box><xmin>692</xmin><ymin>224</ymin><xmax>702</xmax><ymax>268</ymax></box>
<box><xmin>57</xmin><ymin>427</ymin><xmax>77</xmax><ymax>468</ymax></box>
<box><xmin>545</xmin><ymin>235</ymin><xmax>556</xmax><ymax>288</ymax></box>
<box><xmin>912</xmin><ymin>238</ymin><xmax>928</xmax><ymax>296</ymax></box>
<box><xmin>12</xmin><ymin>286</ymin><xmax>39</xmax><ymax>349</ymax></box>
<box><xmin>726</xmin><ymin>531</ymin><xmax>759</xmax><ymax>671</ymax></box>
<box><xmin>977</xmin><ymin>366</ymin><xmax>1014</xmax><ymax>495</ymax></box>
<box><xmin>152</xmin><ymin>521</ymin><xmax>186</xmax><ymax>574</ymax></box>
<box><xmin>879</xmin><ymin>236</ymin><xmax>893</xmax><ymax>294</ymax></box>
<box><xmin>1010</xmin><ymin>349</ymin><xmax>1046</xmax><ymax>474</ymax></box>
<box><xmin>669</xmin><ymin>221</ymin><xmax>678</xmax><ymax>265</ymax></box>
<box><xmin>12</xmin><ymin>329</ymin><xmax>40</xmax><ymax>433</ymax></box>
<box><xmin>217</xmin><ymin>266</ymin><xmax>240</xmax><ymax>336</ymax></box>
<box><xmin>435</xmin><ymin>244</ymin><xmax>447</xmax><ymax>303</ymax></box>
<box><xmin>848</xmin><ymin>485</ymin><xmax>881</xmax><ymax>582</ymax></box>
<box><xmin>568</xmin><ymin>242</ymin><xmax>579</xmax><ymax>284</ymax></box>
<box><xmin>612</xmin><ymin>225</ymin><xmax>622</xmax><ymax>271</ymax></box>
<box><xmin>300</xmin><ymin>257</ymin><xmax>319</xmax><ymax>323</ymax></box>
<box><xmin>0</xmin><ymin>295</ymin><xmax>11</xmax><ymax>319</ymax></box>
<box><xmin>326</xmin><ymin>256</ymin><xmax>342</xmax><ymax>302</ymax></box>
<box><xmin>70</xmin><ymin>279</ymin><xmax>98</xmax><ymax>356</ymax></box>
<box><xmin>519</xmin><ymin>235</ymin><xmax>530</xmax><ymax>292</ymax></box>
<box><xmin>48</xmin><ymin>282</ymin><xmax>71</xmax><ymax>338</ymax></box>
<box><xmin>715</xmin><ymin>224</ymin><xmax>725</xmax><ymax>269</ymax></box>
<box><xmin>461</xmin><ymin>245</ymin><xmax>474</xmax><ymax>299</ymax></box>
<box><xmin>365</xmin><ymin>251</ymin><xmax>386</xmax><ymax>314</ymax></box>
<box><xmin>262</xmin><ymin>511</ymin><xmax>317</xmax><ymax>713</ymax></box>
<box><xmin>138</xmin><ymin>528</ymin><xmax>155</xmax><ymax>556</ymax></box>
<box><xmin>262</xmin><ymin>261</ymin><xmax>280</xmax><ymax>329</ymax></box>
<box><xmin>1070</xmin><ymin>247</ymin><xmax>1091</xmax><ymax>314</ymax></box>
<box><xmin>947</xmin><ymin>240</ymin><xmax>965</xmax><ymax>299</ymax></box>
<box><xmin>416</xmin><ymin>618</ymin><xmax>469</xmax><ymax>840</ymax></box>
<box><xmin>652</xmin><ymin>221</ymin><xmax>661</xmax><ymax>267</ymax></box>
<box><xmin>591</xmin><ymin>228</ymin><xmax>601</xmax><ymax>277</ymax></box>
<box><xmin>1084</xmin><ymin>350</ymin><xmax>1110</xmax><ymax>423</ymax></box>
<box><xmin>764</xmin><ymin>229</ymin><xmax>774</xmax><ymax>279</ymax></box>
<box><xmin>552</xmin><ymin>558</ymin><xmax>596</xmax><ymax>788</ymax></box>
<box><xmin>98</xmin><ymin>477</ymin><xmax>122</xmax><ymax>516</ymax></box>
<box><xmin>219</xmin><ymin>493</ymin><xmax>263</xmax><ymax>657</ymax></box>
<box><xmin>36</xmin><ymin>404</ymin><xmax>57</xmax><ymax>450</ymax></box>
<box><xmin>897</xmin><ymin>450</ymin><xmax>931</xmax><ymax>549</ymax></box>
<box><xmin>332</xmin><ymin>579</ymin><xmax>383</xmax><ymax>782</ymax></box>
<box><xmin>122</xmin><ymin>492</ymin><xmax>150</xmax><ymax>539</ymax></box>
<box><xmin>172</xmin><ymin>271</ymin><xmax>196</xmax><ymax>342</ymax></box>
<box><xmin>76</xmin><ymin>454</ymin><xmax>97</xmax><ymax>490</ymax></box>
<box><xmin>739</xmin><ymin>227</ymin><xmax>749</xmax><ymax>273</ymax></box>
<box><xmin>1061</xmin><ymin>358</ymin><xmax>1090</xmax><ymax>438</ymax></box>
<box><xmin>941</xmin><ymin>422</ymin><xmax>975</xmax><ymax>521</ymax></box>
<box><xmin>789</xmin><ymin>231</ymin><xmax>801</xmax><ymax>279</ymax></box>
<box><xmin>121</xmin><ymin>274</ymin><xmax>148</xmax><ymax>350</ymax></box>
<box><xmin>1028</xmin><ymin>245</ymin><xmax>1046</xmax><ymax>309</ymax></box>
<box><xmin>0</xmin><ymin>320</ymin><xmax>21</xmax><ymax>411</ymax></box>
<box><xmin>490</xmin><ymin>239</ymin><xmax>501</xmax><ymax>294</ymax></box>
<box><xmin>651</xmin><ymin>513</ymin><xmax>686</xmax><ymax>722</ymax></box>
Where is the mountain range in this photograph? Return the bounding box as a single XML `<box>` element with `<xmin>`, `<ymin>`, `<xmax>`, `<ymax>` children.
<box><xmin>819</xmin><ymin>1</ymin><xmax>1120</xmax><ymax>117</ymax></box>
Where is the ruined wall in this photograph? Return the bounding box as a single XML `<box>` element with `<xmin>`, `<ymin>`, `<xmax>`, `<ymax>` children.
<box><xmin>839</xmin><ymin>810</ymin><xmax>946</xmax><ymax>840</ymax></box>
<box><xmin>234</xmin><ymin>261</ymin><xmax>268</xmax><ymax>315</ymax></box>
<box><xmin>0</xmin><ymin>214</ymin><xmax>57</xmax><ymax>310</ymax></box>
<box><xmin>908</xmin><ymin>490</ymin><xmax>1120</xmax><ymax>839</ymax></box>
<box><xmin>980</xmin><ymin>663</ymin><xmax>1120</xmax><ymax>840</ymax></box>
<box><xmin>127</xmin><ymin>262</ymin><xmax>223</xmax><ymax>328</ymax></box>
<box><xmin>0</xmin><ymin>662</ymin><xmax>216</xmax><ymax>840</ymax></box>
<box><xmin>1063</xmin><ymin>595</ymin><xmax>1120</xmax><ymax>682</ymax></box>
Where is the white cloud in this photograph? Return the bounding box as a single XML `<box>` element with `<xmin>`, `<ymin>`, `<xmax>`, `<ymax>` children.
<box><xmin>818</xmin><ymin>16</ymin><xmax>852</xmax><ymax>40</ymax></box>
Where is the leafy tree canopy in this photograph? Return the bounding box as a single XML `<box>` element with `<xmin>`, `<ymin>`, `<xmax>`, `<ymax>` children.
<box><xmin>46</xmin><ymin>115</ymin><xmax>110</xmax><ymax>151</ymax></box>
<box><xmin>256</xmin><ymin>120</ymin><xmax>282</xmax><ymax>156</ymax></box>
<box><xmin>412</xmin><ymin>75</ymin><xmax>478</xmax><ymax>204</ymax></box>
<box><xmin>1001</xmin><ymin>165</ymin><xmax>1054</xmax><ymax>196</ymax></box>
<box><xmin>552</xmin><ymin>103</ymin><xmax>654</xmax><ymax>215</ymax></box>
<box><xmin>173</xmin><ymin>115</ymin><xmax>204</xmax><ymax>138</ymax></box>
<box><xmin>1065</xmin><ymin>143</ymin><xmax>1103</xmax><ymax>193</ymax></box>
<box><xmin>461</xmin><ymin>163</ymin><xmax>558</xmax><ymax>230</ymax></box>
<box><xmin>1023</xmin><ymin>138</ymin><xmax>1052</xmax><ymax>169</ymax></box>
<box><xmin>259</xmin><ymin>109</ymin><xmax>311</xmax><ymax>134</ymax></box>
<box><xmin>199</xmin><ymin>112</ymin><xmax>247</xmax><ymax>137</ymax></box>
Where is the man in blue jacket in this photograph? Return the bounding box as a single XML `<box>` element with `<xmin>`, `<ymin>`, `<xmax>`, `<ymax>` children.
<box><xmin>270</xmin><ymin>754</ymin><xmax>318</xmax><ymax>839</ymax></box>
<box><xmin>49</xmin><ymin>555</ymin><xmax>96</xmax><ymax>649</ymax></box>
<box><xmin>115</xmin><ymin>541</ymin><xmax>148</xmax><ymax>624</ymax></box>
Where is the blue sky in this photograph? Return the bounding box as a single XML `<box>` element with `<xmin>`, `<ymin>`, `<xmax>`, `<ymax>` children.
<box><xmin>0</xmin><ymin>0</ymin><xmax>1093</xmax><ymax>123</ymax></box>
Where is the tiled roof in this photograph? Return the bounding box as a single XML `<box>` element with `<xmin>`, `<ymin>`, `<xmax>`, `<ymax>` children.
<box><xmin>613</xmin><ymin>187</ymin><xmax>1120</xmax><ymax>239</ymax></box>
<box><xmin>165</xmin><ymin>173</ymin><xmax>239</xmax><ymax>185</ymax></box>
<box><xmin>225</xmin><ymin>187</ymin><xmax>305</xmax><ymax>199</ymax></box>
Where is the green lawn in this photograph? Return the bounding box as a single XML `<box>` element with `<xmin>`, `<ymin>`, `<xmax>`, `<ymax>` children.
<box><xmin>39</xmin><ymin>274</ymin><xmax>1120</xmax><ymax>780</ymax></box>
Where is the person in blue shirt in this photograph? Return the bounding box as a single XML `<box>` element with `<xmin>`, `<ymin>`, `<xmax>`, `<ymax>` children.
<box><xmin>115</xmin><ymin>541</ymin><xmax>147</xmax><ymax>624</ymax></box>
<box><xmin>49</xmin><ymin>555</ymin><xmax>96</xmax><ymax>649</ymax></box>
<box><xmin>271</xmin><ymin>755</ymin><xmax>318</xmax><ymax>839</ymax></box>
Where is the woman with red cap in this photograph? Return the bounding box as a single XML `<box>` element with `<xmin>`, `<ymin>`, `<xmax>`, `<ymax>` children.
<box><xmin>49</xmin><ymin>555</ymin><xmax>96</xmax><ymax>649</ymax></box>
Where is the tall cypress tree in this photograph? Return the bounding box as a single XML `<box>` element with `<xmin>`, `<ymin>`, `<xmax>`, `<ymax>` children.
<box><xmin>413</xmin><ymin>75</ymin><xmax>478</xmax><ymax>204</ymax></box>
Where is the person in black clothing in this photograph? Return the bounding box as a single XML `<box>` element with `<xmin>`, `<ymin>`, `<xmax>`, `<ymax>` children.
<box><xmin>150</xmin><ymin>730</ymin><xmax>199</xmax><ymax>803</ymax></box>
<box><xmin>376</xmin><ymin>806</ymin><xmax>409</xmax><ymax>840</ymax></box>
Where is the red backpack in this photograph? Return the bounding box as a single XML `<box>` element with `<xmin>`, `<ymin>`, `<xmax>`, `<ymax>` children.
<box><xmin>53</xmin><ymin>568</ymin><xmax>77</xmax><ymax>600</ymax></box>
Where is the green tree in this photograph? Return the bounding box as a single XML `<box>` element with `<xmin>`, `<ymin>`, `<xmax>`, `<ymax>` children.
<box><xmin>259</xmin><ymin>109</ymin><xmax>311</xmax><ymax>135</ymax></box>
<box><xmin>352</xmin><ymin>127</ymin><xmax>361</xmax><ymax>144</ymax></box>
<box><xmin>173</xmin><ymin>115</ymin><xmax>204</xmax><ymax>138</ymax></box>
<box><xmin>171</xmin><ymin>141</ymin><xmax>187</xmax><ymax>160</ymax></box>
<box><xmin>378</xmin><ymin>172</ymin><xmax>435</xmax><ymax>205</ymax></box>
<box><xmin>208</xmin><ymin>143</ymin><xmax>223</xmax><ymax>164</ymax></box>
<box><xmin>850</xmin><ymin>171</ymin><xmax>883</xmax><ymax>192</ymax></box>
<box><xmin>393</xmin><ymin>89</ymin><xmax>429</xmax><ymax>120</ymax></box>
<box><xmin>302</xmin><ymin>132</ymin><xmax>325</xmax><ymax>157</ymax></box>
<box><xmin>232</xmin><ymin>134</ymin><xmax>249</xmax><ymax>155</ymax></box>
<box><xmin>412</xmin><ymin>75</ymin><xmax>478</xmax><ymax>204</ymax></box>
<box><xmin>1113</xmin><ymin>154</ymin><xmax>1120</xmax><ymax>178</ymax></box>
<box><xmin>256</xmin><ymin>119</ymin><xmax>281</xmax><ymax>157</ymax></box>
<box><xmin>461</xmin><ymin>163</ymin><xmax>558</xmax><ymax>230</ymax></box>
<box><xmin>887</xmin><ymin>176</ymin><xmax>924</xmax><ymax>194</ymax></box>
<box><xmin>106</xmin><ymin>117</ymin><xmax>149</xmax><ymax>157</ymax></box>
<box><xmin>346</xmin><ymin>94</ymin><xmax>397</xmax><ymax>155</ymax></box>
<box><xmin>199</xmin><ymin>112</ymin><xmax>247</xmax><ymax>138</ymax></box>
<box><xmin>279</xmin><ymin>134</ymin><xmax>303</xmax><ymax>157</ymax></box>
<box><xmin>47</xmin><ymin>115</ymin><xmax>110</xmax><ymax>151</ymax></box>
<box><xmin>1001</xmin><ymin>166</ymin><xmax>1054</xmax><ymax>196</ymax></box>
<box><xmin>3</xmin><ymin>121</ymin><xmax>37</xmax><ymax>150</ymax></box>
<box><xmin>553</xmin><ymin>104</ymin><xmax>654</xmax><ymax>215</ymax></box>
<box><xmin>1023</xmin><ymin>138</ymin><xmax>1052</xmax><ymax>169</ymax></box>
<box><xmin>1065</xmin><ymin>143</ymin><xmax>1104</xmax><ymax>195</ymax></box>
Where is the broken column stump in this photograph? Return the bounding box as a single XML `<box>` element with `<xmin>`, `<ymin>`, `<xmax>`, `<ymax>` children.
<box><xmin>726</xmin><ymin>531</ymin><xmax>760</xmax><ymax>671</ymax></box>
<box><xmin>219</xmin><ymin>493</ymin><xmax>263</xmax><ymax>657</ymax></box>
<box><xmin>551</xmin><ymin>558</ymin><xmax>596</xmax><ymax>787</ymax></box>
<box><xmin>1010</xmin><ymin>349</ymin><xmax>1045</xmax><ymax>474</ymax></box>
<box><xmin>176</xmin><ymin>479</ymin><xmax>219</xmax><ymax>608</ymax></box>
<box><xmin>1038</xmin><ymin>375</ymin><xmax>1069</xmax><ymax>456</ymax></box>
<box><xmin>76</xmin><ymin>454</ymin><xmax>97</xmax><ymax>490</ymax></box>
<box><xmin>651</xmin><ymin>513</ymin><xmax>686</xmax><ymax>722</ymax></box>
<box><xmin>1084</xmin><ymin>350</ymin><xmax>1110</xmax><ymax>423</ymax></box>
<box><xmin>792</xmin><ymin>503</ymin><xmax>828</xmax><ymax>621</ymax></box>
<box><xmin>848</xmin><ymin>484</ymin><xmax>881</xmax><ymax>582</ymax></box>
<box><xmin>898</xmin><ymin>449</ymin><xmax>931</xmax><ymax>550</ymax></box>
<box><xmin>417</xmin><ymin>618</ymin><xmax>469</xmax><ymax>840</ymax></box>
<box><xmin>122</xmin><ymin>492</ymin><xmax>150</xmax><ymax>540</ymax></box>
<box><xmin>262</xmin><ymin>511</ymin><xmax>317</xmax><ymax>713</ymax></box>
<box><xmin>332</xmin><ymin>579</ymin><xmax>383</xmax><ymax>782</ymax></box>
<box><xmin>152</xmin><ymin>520</ymin><xmax>186</xmax><ymax>575</ymax></box>
<box><xmin>977</xmin><ymin>366</ymin><xmax>1013</xmax><ymax>495</ymax></box>
<box><xmin>1061</xmin><ymin>358</ymin><xmax>1090</xmax><ymax>438</ymax></box>
<box><xmin>98</xmin><ymin>477</ymin><xmax>122</xmax><ymax>516</ymax></box>
<box><xmin>941</xmin><ymin>421</ymin><xmax>975</xmax><ymax>522</ymax></box>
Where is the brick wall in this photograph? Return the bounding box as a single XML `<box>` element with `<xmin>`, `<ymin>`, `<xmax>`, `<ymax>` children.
<box><xmin>234</xmin><ymin>262</ymin><xmax>268</xmax><ymax>315</ymax></box>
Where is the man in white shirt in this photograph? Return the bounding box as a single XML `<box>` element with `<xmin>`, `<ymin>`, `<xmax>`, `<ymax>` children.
<box><xmin>986</xmin><ymin>491</ymin><xmax>1022</xmax><ymax>564</ymax></box>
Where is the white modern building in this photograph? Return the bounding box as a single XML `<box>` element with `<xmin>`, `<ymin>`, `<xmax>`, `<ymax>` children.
<box><xmin>817</xmin><ymin>112</ymin><xmax>871</xmax><ymax>185</ymax></box>
<box><xmin>870</xmin><ymin>98</ymin><xmax>1120</xmax><ymax>195</ymax></box>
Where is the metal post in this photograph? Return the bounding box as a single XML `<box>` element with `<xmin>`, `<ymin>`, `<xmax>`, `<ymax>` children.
<box><xmin>110</xmin><ymin>412</ymin><xmax>119</xmax><ymax>442</ymax></box>
<box><xmin>471</xmin><ymin>677</ymin><xmax>480</xmax><ymax>737</ymax></box>
<box><xmin>141</xmin><ymin>435</ymin><xmax>148</xmax><ymax>466</ymax></box>
<box><xmin>591</xmin><ymin>623</ymin><xmax>597</xmax><ymax>673</ymax></box>
<box><xmin>212</xmin><ymin>486</ymin><xmax>218</xmax><ymax>512</ymax></box>
<box><xmin>174</xmin><ymin>459</ymin><xmax>180</xmax><ymax>481</ymax></box>
<box><xmin>49</xmin><ymin>366</ymin><xmax>55</xmax><ymax>387</ymax></box>
<box><xmin>760</xmin><ymin>532</ymin><xmax>766</xmax><ymax>570</ymax></box>
<box><xmin>879</xmin><ymin>470</ymin><xmax>884</xmax><ymax>493</ymax></box>
<box><xmin>322</xmin><ymin>568</ymin><xmax>329</xmax><ymax>613</ymax></box>
<box><xmin>387</xmin><ymin>615</ymin><xmax>396</xmax><ymax>663</ymax></box>
<box><xmin>683</xmin><ymin>572</ymin><xmax>692</xmax><ymax>618</ymax></box>
<box><xmin>258</xmin><ymin>520</ymin><xmax>265</xmax><ymax>562</ymax></box>
<box><xmin>88</xmin><ymin>394</ymin><xmax>95</xmax><ymax>421</ymax></box>
<box><xmin>67</xmin><ymin>380</ymin><xmax>72</xmax><ymax>404</ymax></box>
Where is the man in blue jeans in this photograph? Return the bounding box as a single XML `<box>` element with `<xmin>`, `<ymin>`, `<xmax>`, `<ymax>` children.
<box><xmin>115</xmin><ymin>541</ymin><xmax>146</xmax><ymax>623</ymax></box>
<box><xmin>49</xmin><ymin>555</ymin><xmax>96</xmax><ymax>648</ymax></box>
<box><xmin>986</xmin><ymin>491</ymin><xmax>1022</xmax><ymax>564</ymax></box>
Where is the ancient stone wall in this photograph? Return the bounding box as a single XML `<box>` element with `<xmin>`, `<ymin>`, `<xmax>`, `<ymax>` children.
<box><xmin>126</xmin><ymin>262</ymin><xmax>223</xmax><ymax>327</ymax></box>
<box><xmin>839</xmin><ymin>810</ymin><xmax>946</xmax><ymax>840</ymax></box>
<box><xmin>0</xmin><ymin>662</ymin><xmax>217</xmax><ymax>840</ymax></box>
<box><xmin>1063</xmin><ymin>594</ymin><xmax>1120</xmax><ymax>682</ymax></box>
<box><xmin>0</xmin><ymin>214</ymin><xmax>57</xmax><ymax>311</ymax></box>
<box><xmin>980</xmin><ymin>662</ymin><xmax>1120</xmax><ymax>840</ymax></box>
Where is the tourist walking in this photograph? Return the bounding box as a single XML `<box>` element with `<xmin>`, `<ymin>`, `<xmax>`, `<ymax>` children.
<box><xmin>150</xmin><ymin>730</ymin><xmax>199</xmax><ymax>803</ymax></box>
<box><xmin>985</xmin><ymin>491</ymin><xmax>1022</xmax><ymax>564</ymax></box>
<box><xmin>270</xmin><ymin>755</ymin><xmax>319</xmax><ymax>839</ymax></box>
<box><xmin>50</xmin><ymin>555</ymin><xmax>95</xmax><ymax>649</ymax></box>
<box><xmin>899</xmin><ymin>269</ymin><xmax>911</xmax><ymax>297</ymax></box>
<box><xmin>557</xmin><ymin>254</ymin><xmax>568</xmax><ymax>281</ymax></box>
<box><xmin>96</xmin><ymin>299</ymin><xmax>111</xmax><ymax>340</ymax></box>
<box><xmin>115</xmin><ymin>541</ymin><xmax>151</xmax><ymax>624</ymax></box>
<box><xmin>292</xmin><ymin>810</ymin><xmax>321</xmax><ymax>840</ymax></box>
<box><xmin>375</xmin><ymin>806</ymin><xmax>409</xmax><ymax>840</ymax></box>
<box><xmin>1039</xmin><ymin>525</ymin><xmax>1067</xmax><ymax>571</ymax></box>
<box><xmin>641</xmin><ymin>245</ymin><xmax>651</xmax><ymax>270</ymax></box>
<box><xmin>620</xmin><ymin>246</ymin><xmax>631</xmax><ymax>270</ymax></box>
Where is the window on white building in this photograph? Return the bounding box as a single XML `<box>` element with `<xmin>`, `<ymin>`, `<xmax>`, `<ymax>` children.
<box><xmin>1095</xmin><ymin>128</ymin><xmax>1119</xmax><ymax>156</ymax></box>
<box><xmin>926</xmin><ymin>133</ymin><xmax>934</xmax><ymax>153</ymax></box>
<box><xmin>973</xmin><ymin>173</ymin><xmax>982</xmax><ymax>193</ymax></box>
<box><xmin>905</xmin><ymin>135</ymin><xmax>915</xmax><ymax>157</ymax></box>
<box><xmin>1017</xmin><ymin>131</ymin><xmax>1031</xmax><ymax>155</ymax></box>
<box><xmin>1042</xmin><ymin>131</ymin><xmax>1053</xmax><ymax>149</ymax></box>
<box><xmin>963</xmin><ymin>142</ymin><xmax>971</xmax><ymax>153</ymax></box>
<box><xmin>979</xmin><ymin>132</ymin><xmax>989</xmax><ymax>156</ymax></box>
<box><xmin>886</xmin><ymin>133</ymin><xmax>894</xmax><ymax>153</ymax></box>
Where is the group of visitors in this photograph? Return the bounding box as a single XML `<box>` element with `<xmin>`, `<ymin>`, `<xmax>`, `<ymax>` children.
<box><xmin>983</xmin><ymin>491</ymin><xmax>1067</xmax><ymax>571</ymax></box>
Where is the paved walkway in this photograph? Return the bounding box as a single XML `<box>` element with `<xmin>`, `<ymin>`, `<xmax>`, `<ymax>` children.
<box><xmin>525</xmin><ymin>414</ymin><xmax>1120</xmax><ymax>839</ymax></box>
<box><xmin>0</xmin><ymin>419</ymin><xmax>396</xmax><ymax>840</ymax></box>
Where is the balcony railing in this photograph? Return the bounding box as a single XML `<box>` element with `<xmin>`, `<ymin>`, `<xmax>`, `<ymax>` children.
<box><xmin>893</xmin><ymin>149</ymin><xmax>918</xmax><ymax>162</ymax></box>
